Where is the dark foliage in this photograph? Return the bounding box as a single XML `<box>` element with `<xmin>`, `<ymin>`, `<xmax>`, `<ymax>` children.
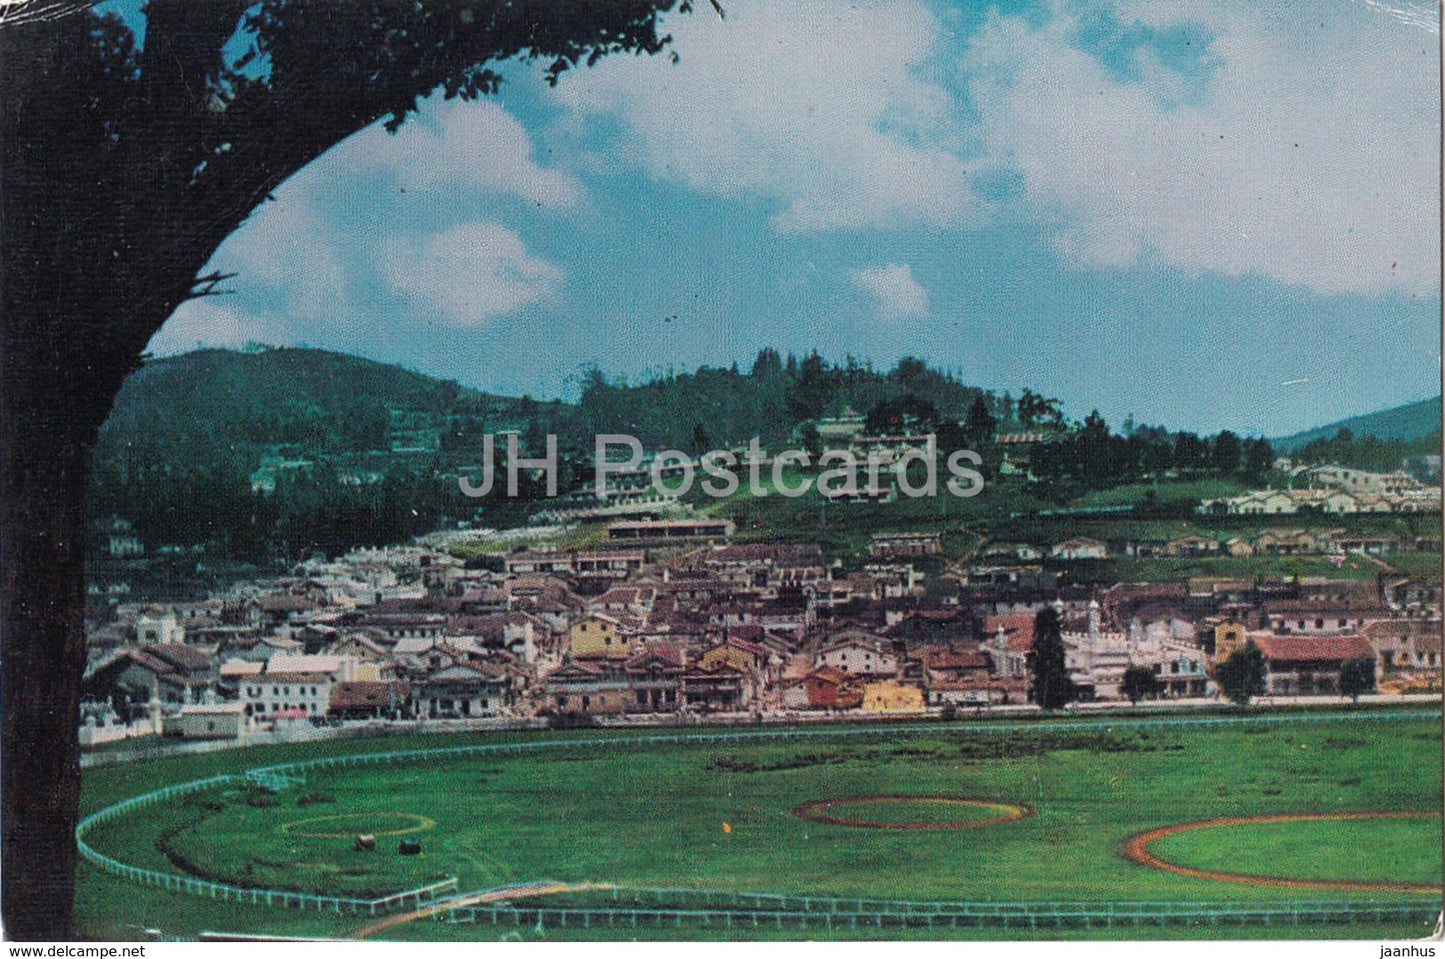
<box><xmin>1120</xmin><ymin>664</ymin><xmax>1161</xmax><ymax>704</ymax></box>
<box><xmin>1339</xmin><ymin>656</ymin><xmax>1377</xmax><ymax>703</ymax></box>
<box><xmin>1215</xmin><ymin>641</ymin><xmax>1267</xmax><ymax>706</ymax></box>
<box><xmin>1027</xmin><ymin>606</ymin><xmax>1076</xmax><ymax>711</ymax></box>
<box><xmin>1</xmin><ymin>0</ymin><xmax>685</xmax><ymax>936</ymax></box>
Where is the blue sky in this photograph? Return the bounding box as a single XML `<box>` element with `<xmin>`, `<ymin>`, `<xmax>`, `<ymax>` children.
<box><xmin>147</xmin><ymin>0</ymin><xmax>1442</xmax><ymax>437</ymax></box>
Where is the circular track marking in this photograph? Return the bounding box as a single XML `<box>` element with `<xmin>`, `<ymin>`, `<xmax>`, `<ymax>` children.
<box><xmin>1122</xmin><ymin>811</ymin><xmax>1442</xmax><ymax>892</ymax></box>
<box><xmin>792</xmin><ymin>795</ymin><xmax>1031</xmax><ymax>830</ymax></box>
<box><xmin>281</xmin><ymin>811</ymin><xmax>437</xmax><ymax>839</ymax></box>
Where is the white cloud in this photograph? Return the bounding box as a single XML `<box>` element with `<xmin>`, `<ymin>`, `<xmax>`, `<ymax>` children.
<box><xmin>384</xmin><ymin>222</ymin><xmax>563</xmax><ymax>326</ymax></box>
<box><xmin>325</xmin><ymin>99</ymin><xmax>584</xmax><ymax>211</ymax></box>
<box><xmin>964</xmin><ymin>1</ymin><xmax>1441</xmax><ymax>295</ymax></box>
<box><xmin>853</xmin><ymin>263</ymin><xmax>929</xmax><ymax>318</ymax></box>
<box><xmin>145</xmin><ymin>299</ymin><xmax>288</xmax><ymax>356</ymax></box>
<box><xmin>149</xmin><ymin>189</ymin><xmax>349</xmax><ymax>354</ymax></box>
<box><xmin>553</xmin><ymin>0</ymin><xmax>978</xmax><ymax>232</ymax></box>
<box><xmin>151</xmin><ymin>94</ymin><xmax>576</xmax><ymax>353</ymax></box>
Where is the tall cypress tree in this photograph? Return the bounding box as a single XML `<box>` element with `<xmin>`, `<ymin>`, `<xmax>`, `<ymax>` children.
<box><xmin>1029</xmin><ymin>606</ymin><xmax>1076</xmax><ymax>710</ymax></box>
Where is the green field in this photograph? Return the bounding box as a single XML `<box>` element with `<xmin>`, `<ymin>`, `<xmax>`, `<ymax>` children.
<box><xmin>76</xmin><ymin>710</ymin><xmax>1443</xmax><ymax>941</ymax></box>
<box><xmin>1150</xmin><ymin>816</ymin><xmax>1442</xmax><ymax>886</ymax></box>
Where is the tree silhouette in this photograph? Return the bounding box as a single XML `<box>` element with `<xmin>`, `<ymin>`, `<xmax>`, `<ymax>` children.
<box><xmin>1215</xmin><ymin>641</ymin><xmax>1267</xmax><ymax>706</ymax></box>
<box><xmin>1120</xmin><ymin>664</ymin><xmax>1161</xmax><ymax>705</ymax></box>
<box><xmin>1338</xmin><ymin>656</ymin><xmax>1376</xmax><ymax>703</ymax></box>
<box><xmin>0</xmin><ymin>0</ymin><xmax>688</xmax><ymax>936</ymax></box>
<box><xmin>1028</xmin><ymin>606</ymin><xmax>1075</xmax><ymax>711</ymax></box>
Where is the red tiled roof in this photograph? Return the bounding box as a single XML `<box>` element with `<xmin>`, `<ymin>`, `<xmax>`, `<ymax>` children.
<box><xmin>329</xmin><ymin>681</ymin><xmax>410</xmax><ymax>710</ymax></box>
<box><xmin>1253</xmin><ymin>635</ymin><xmax>1375</xmax><ymax>663</ymax></box>
<box><xmin>808</xmin><ymin>665</ymin><xmax>851</xmax><ymax>685</ymax></box>
<box><xmin>985</xmin><ymin>614</ymin><xmax>1036</xmax><ymax>650</ymax></box>
<box><xmin>916</xmin><ymin>645</ymin><xmax>989</xmax><ymax>670</ymax></box>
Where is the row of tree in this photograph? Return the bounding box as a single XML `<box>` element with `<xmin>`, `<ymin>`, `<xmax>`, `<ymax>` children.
<box><xmin>565</xmin><ymin>350</ymin><xmax>997</xmax><ymax>453</ymax></box>
<box><xmin>89</xmin><ymin>463</ymin><xmax>473</xmax><ymax>563</ymax></box>
<box><xmin>1028</xmin><ymin>412</ymin><xmax>1275</xmax><ymax>492</ymax></box>
<box><xmin>1287</xmin><ymin>427</ymin><xmax>1442</xmax><ymax>478</ymax></box>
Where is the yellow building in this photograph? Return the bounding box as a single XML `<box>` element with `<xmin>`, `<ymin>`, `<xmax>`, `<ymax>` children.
<box><xmin>569</xmin><ymin>614</ymin><xmax>637</xmax><ymax>660</ymax></box>
<box><xmin>1212</xmin><ymin>621</ymin><xmax>1248</xmax><ymax>661</ymax></box>
<box><xmin>861</xmin><ymin>678</ymin><xmax>924</xmax><ymax>712</ymax></box>
<box><xmin>697</xmin><ymin>639</ymin><xmax>767</xmax><ymax>673</ymax></box>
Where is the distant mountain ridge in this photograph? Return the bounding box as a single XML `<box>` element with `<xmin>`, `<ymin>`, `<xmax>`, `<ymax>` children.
<box><xmin>1273</xmin><ymin>396</ymin><xmax>1442</xmax><ymax>453</ymax></box>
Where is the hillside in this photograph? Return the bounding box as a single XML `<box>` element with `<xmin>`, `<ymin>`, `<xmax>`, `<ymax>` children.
<box><xmin>94</xmin><ymin>347</ymin><xmax>525</xmax><ymax>474</ymax></box>
<box><xmin>1273</xmin><ymin>396</ymin><xmax>1441</xmax><ymax>452</ymax></box>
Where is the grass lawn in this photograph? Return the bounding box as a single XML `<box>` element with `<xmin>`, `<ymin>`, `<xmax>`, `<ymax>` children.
<box><xmin>1150</xmin><ymin>815</ymin><xmax>1442</xmax><ymax>886</ymax></box>
<box><xmin>75</xmin><ymin>711</ymin><xmax>1443</xmax><ymax>941</ymax></box>
<box><xmin>1382</xmin><ymin>551</ymin><xmax>1443</xmax><ymax>578</ymax></box>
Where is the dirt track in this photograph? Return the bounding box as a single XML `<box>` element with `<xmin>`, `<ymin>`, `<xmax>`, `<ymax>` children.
<box><xmin>792</xmin><ymin>794</ymin><xmax>1032</xmax><ymax>829</ymax></box>
<box><xmin>1122</xmin><ymin>811</ymin><xmax>1442</xmax><ymax>892</ymax></box>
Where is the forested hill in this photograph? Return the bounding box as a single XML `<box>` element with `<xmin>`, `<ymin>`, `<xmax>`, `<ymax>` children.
<box><xmin>561</xmin><ymin>350</ymin><xmax>995</xmax><ymax>451</ymax></box>
<box><xmin>94</xmin><ymin>346</ymin><xmax>1009</xmax><ymax>476</ymax></box>
<box><xmin>94</xmin><ymin>347</ymin><xmax>524</xmax><ymax>474</ymax></box>
<box><xmin>1274</xmin><ymin>396</ymin><xmax>1441</xmax><ymax>452</ymax></box>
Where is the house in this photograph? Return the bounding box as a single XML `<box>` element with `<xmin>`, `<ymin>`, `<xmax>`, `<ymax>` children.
<box><xmin>1261</xmin><ymin>601</ymin><xmax>1381</xmax><ymax>636</ymax></box>
<box><xmin>81</xmin><ymin>645</ymin><xmax>214</xmax><ymax>720</ymax></box>
<box><xmin>570</xmin><ymin>613</ymin><xmax>642</xmax><ymax>660</ymax></box>
<box><xmin>265</xmin><ymin>653</ymin><xmax>357</xmax><ymax>682</ymax></box>
<box><xmin>1365</xmin><ymin>622</ymin><xmax>1443</xmax><ymax>674</ymax></box>
<box><xmin>573</xmin><ymin>549</ymin><xmax>647</xmax><ymax>578</ymax></box>
<box><xmin>606</xmin><ymin>518</ymin><xmax>734</xmax><ymax>540</ymax></box>
<box><xmin>258</xmin><ymin>592</ymin><xmax>318</xmax><ymax>627</ymax></box>
<box><xmin>1227</xmin><ymin>490</ymin><xmax>1297</xmax><ymax>515</ymax></box>
<box><xmin>1252</xmin><ymin>635</ymin><xmax>1377</xmax><ymax>696</ymax></box>
<box><xmin>803</xmin><ymin>666</ymin><xmax>863</xmax><ymax>710</ymax></box>
<box><xmin>544</xmin><ymin>660</ymin><xmax>630</xmax><ymax>714</ymax></box>
<box><xmin>1383</xmin><ymin>577</ymin><xmax>1441</xmax><ymax>612</ymax></box>
<box><xmin>1336</xmin><ymin>534</ymin><xmax>1401</xmax><ymax>556</ymax></box>
<box><xmin>329</xmin><ymin>680</ymin><xmax>413</xmax><ymax>720</ymax></box>
<box><xmin>1050</xmin><ymin>537</ymin><xmax>1107</xmax><ymax>560</ymax></box>
<box><xmin>416</xmin><ymin>664</ymin><xmax>510</xmax><ymax>718</ymax></box>
<box><xmin>167</xmin><ymin>702</ymin><xmax>246</xmax><ymax>740</ymax></box>
<box><xmin>861</xmin><ymin>678</ymin><xmax>924</xmax><ymax>712</ymax></box>
<box><xmin>588</xmin><ymin>585</ymin><xmax>657</xmax><ymax>617</ymax></box>
<box><xmin>135</xmin><ymin>613</ymin><xmax>185</xmax><ymax>645</ymax></box>
<box><xmin>358</xmin><ymin>611</ymin><xmax>447</xmax><ymax>644</ymax></box>
<box><xmin>325</xmin><ymin>633</ymin><xmax>392</xmax><ymax>677</ymax></box>
<box><xmin>700</xmin><ymin>543</ymin><xmax>826</xmax><ymax>590</ymax></box>
<box><xmin>682</xmin><ymin>662</ymin><xmax>752</xmax><ymax>712</ymax></box>
<box><xmin>814</xmin><ymin>632</ymin><xmax>898</xmax><ymax>677</ymax></box>
<box><xmin>868</xmin><ymin>532</ymin><xmax>942</xmax><ymax>558</ymax></box>
<box><xmin>391</xmin><ymin>637</ymin><xmax>474</xmax><ymax>677</ymax></box>
<box><xmin>504</xmin><ymin>549</ymin><xmax>575</xmax><ymax>575</ymax></box>
<box><xmin>1292</xmin><ymin>489</ymin><xmax>1362</xmax><ymax>515</ymax></box>
<box><xmin>983</xmin><ymin>614</ymin><xmax>1036</xmax><ymax>678</ymax></box>
<box><xmin>1223</xmin><ymin>537</ymin><xmax>1255</xmax><ymax>557</ymax></box>
<box><xmin>623</xmin><ymin>645</ymin><xmax>686</xmax><ymax>712</ymax></box>
<box><xmin>697</xmin><ymin>637</ymin><xmax>770</xmax><ymax>674</ymax></box>
<box><xmin>1165</xmin><ymin>535</ymin><xmax>1221</xmax><ymax>557</ymax></box>
<box><xmin>1253</xmin><ymin>529</ymin><xmax>1319</xmax><ymax>556</ymax></box>
<box><xmin>912</xmin><ymin>642</ymin><xmax>999</xmax><ymax>704</ymax></box>
<box><xmin>242</xmin><ymin>672</ymin><xmax>333</xmax><ymax>719</ymax></box>
<box><xmin>217</xmin><ymin>658</ymin><xmax>264</xmax><ymax>696</ymax></box>
<box><xmin>1211</xmin><ymin>621</ymin><xmax>1250</xmax><ymax>659</ymax></box>
<box><xmin>1307</xmin><ymin>466</ymin><xmax>1422</xmax><ymax>496</ymax></box>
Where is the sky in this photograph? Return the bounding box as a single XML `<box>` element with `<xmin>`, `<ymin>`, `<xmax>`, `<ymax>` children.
<box><xmin>145</xmin><ymin>0</ymin><xmax>1442</xmax><ymax>437</ymax></box>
